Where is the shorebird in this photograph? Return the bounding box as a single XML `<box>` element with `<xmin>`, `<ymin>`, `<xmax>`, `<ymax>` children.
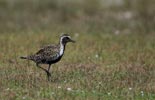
<box><xmin>20</xmin><ymin>34</ymin><xmax>75</xmax><ymax>81</ymax></box>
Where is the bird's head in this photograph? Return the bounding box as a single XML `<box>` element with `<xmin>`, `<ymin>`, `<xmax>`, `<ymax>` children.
<box><xmin>60</xmin><ymin>34</ymin><xmax>75</xmax><ymax>45</ymax></box>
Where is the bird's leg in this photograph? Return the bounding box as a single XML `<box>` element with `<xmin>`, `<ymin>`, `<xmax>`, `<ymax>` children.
<box><xmin>36</xmin><ymin>63</ymin><xmax>48</xmax><ymax>72</ymax></box>
<box><xmin>47</xmin><ymin>64</ymin><xmax>51</xmax><ymax>72</ymax></box>
<box><xmin>46</xmin><ymin>64</ymin><xmax>51</xmax><ymax>81</ymax></box>
<box><xmin>36</xmin><ymin>63</ymin><xmax>51</xmax><ymax>81</ymax></box>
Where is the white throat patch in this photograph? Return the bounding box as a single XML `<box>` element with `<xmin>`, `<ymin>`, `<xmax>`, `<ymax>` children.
<box><xmin>59</xmin><ymin>36</ymin><xmax>71</xmax><ymax>56</ymax></box>
<box><xmin>59</xmin><ymin>43</ymin><xmax>64</xmax><ymax>56</ymax></box>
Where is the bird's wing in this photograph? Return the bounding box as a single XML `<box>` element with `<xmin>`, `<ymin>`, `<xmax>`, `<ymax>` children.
<box><xmin>36</xmin><ymin>45</ymin><xmax>53</xmax><ymax>54</ymax></box>
<box><xmin>35</xmin><ymin>44</ymin><xmax>60</xmax><ymax>60</ymax></box>
<box><xmin>36</xmin><ymin>44</ymin><xmax>59</xmax><ymax>54</ymax></box>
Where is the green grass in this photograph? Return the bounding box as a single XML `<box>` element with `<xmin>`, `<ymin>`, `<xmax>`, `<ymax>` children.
<box><xmin>0</xmin><ymin>32</ymin><xmax>155</xmax><ymax>100</ymax></box>
<box><xmin>0</xmin><ymin>0</ymin><xmax>155</xmax><ymax>99</ymax></box>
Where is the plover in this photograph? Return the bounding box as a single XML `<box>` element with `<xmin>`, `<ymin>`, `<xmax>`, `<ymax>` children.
<box><xmin>20</xmin><ymin>34</ymin><xmax>75</xmax><ymax>81</ymax></box>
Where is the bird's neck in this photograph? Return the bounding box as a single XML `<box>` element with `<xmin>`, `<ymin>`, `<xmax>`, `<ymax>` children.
<box><xmin>59</xmin><ymin>41</ymin><xmax>66</xmax><ymax>56</ymax></box>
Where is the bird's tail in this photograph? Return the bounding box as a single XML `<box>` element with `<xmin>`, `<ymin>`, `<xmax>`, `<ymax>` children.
<box><xmin>20</xmin><ymin>56</ymin><xmax>28</xmax><ymax>59</ymax></box>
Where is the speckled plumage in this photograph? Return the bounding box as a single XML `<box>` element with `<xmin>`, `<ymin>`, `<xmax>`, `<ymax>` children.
<box><xmin>20</xmin><ymin>34</ymin><xmax>75</xmax><ymax>81</ymax></box>
<box><xmin>27</xmin><ymin>44</ymin><xmax>61</xmax><ymax>64</ymax></box>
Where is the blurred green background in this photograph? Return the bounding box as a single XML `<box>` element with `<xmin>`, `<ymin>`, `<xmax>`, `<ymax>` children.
<box><xmin>0</xmin><ymin>0</ymin><xmax>154</xmax><ymax>34</ymax></box>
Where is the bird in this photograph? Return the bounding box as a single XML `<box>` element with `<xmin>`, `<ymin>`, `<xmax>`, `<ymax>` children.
<box><xmin>20</xmin><ymin>34</ymin><xmax>75</xmax><ymax>81</ymax></box>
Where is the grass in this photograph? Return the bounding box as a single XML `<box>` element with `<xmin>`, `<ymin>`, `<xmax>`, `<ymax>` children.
<box><xmin>0</xmin><ymin>32</ymin><xmax>155</xmax><ymax>100</ymax></box>
<box><xmin>0</xmin><ymin>0</ymin><xmax>155</xmax><ymax>34</ymax></box>
<box><xmin>0</xmin><ymin>0</ymin><xmax>155</xmax><ymax>99</ymax></box>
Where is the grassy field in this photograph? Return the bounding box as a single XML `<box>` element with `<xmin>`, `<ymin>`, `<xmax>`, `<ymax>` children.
<box><xmin>0</xmin><ymin>32</ymin><xmax>155</xmax><ymax>100</ymax></box>
<box><xmin>0</xmin><ymin>0</ymin><xmax>155</xmax><ymax>99</ymax></box>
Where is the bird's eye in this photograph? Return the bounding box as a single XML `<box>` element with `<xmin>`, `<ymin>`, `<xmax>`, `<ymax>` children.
<box><xmin>66</xmin><ymin>37</ymin><xmax>70</xmax><ymax>39</ymax></box>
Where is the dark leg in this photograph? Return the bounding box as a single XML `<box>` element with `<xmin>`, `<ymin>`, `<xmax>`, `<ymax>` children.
<box><xmin>36</xmin><ymin>63</ymin><xmax>51</xmax><ymax>81</ymax></box>
<box><xmin>36</xmin><ymin>63</ymin><xmax>48</xmax><ymax>72</ymax></box>
<box><xmin>47</xmin><ymin>64</ymin><xmax>51</xmax><ymax>72</ymax></box>
<box><xmin>46</xmin><ymin>64</ymin><xmax>51</xmax><ymax>81</ymax></box>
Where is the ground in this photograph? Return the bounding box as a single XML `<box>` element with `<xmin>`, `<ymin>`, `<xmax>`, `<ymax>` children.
<box><xmin>0</xmin><ymin>32</ymin><xmax>155</xmax><ymax>100</ymax></box>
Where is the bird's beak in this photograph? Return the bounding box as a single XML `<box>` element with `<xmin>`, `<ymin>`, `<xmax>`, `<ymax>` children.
<box><xmin>70</xmin><ymin>39</ymin><xmax>75</xmax><ymax>43</ymax></box>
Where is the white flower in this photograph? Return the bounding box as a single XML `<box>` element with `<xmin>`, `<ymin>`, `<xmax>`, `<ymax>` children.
<box><xmin>114</xmin><ymin>30</ymin><xmax>120</xmax><ymax>35</ymax></box>
<box><xmin>141</xmin><ymin>91</ymin><xmax>144</xmax><ymax>96</ymax></box>
<box><xmin>58</xmin><ymin>86</ymin><xmax>61</xmax><ymax>89</ymax></box>
<box><xmin>67</xmin><ymin>87</ymin><xmax>72</xmax><ymax>91</ymax></box>
<box><xmin>108</xmin><ymin>92</ymin><xmax>111</xmax><ymax>95</ymax></box>
<box><xmin>99</xmin><ymin>82</ymin><xmax>102</xmax><ymax>85</ymax></box>
<box><xmin>95</xmin><ymin>54</ymin><xmax>99</xmax><ymax>58</ymax></box>
<box><xmin>129</xmin><ymin>87</ymin><xmax>132</xmax><ymax>90</ymax></box>
<box><xmin>22</xmin><ymin>96</ymin><xmax>26</xmax><ymax>99</ymax></box>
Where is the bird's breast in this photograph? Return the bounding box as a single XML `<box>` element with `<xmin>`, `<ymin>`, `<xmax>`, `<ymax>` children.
<box><xmin>47</xmin><ymin>55</ymin><xmax>62</xmax><ymax>64</ymax></box>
